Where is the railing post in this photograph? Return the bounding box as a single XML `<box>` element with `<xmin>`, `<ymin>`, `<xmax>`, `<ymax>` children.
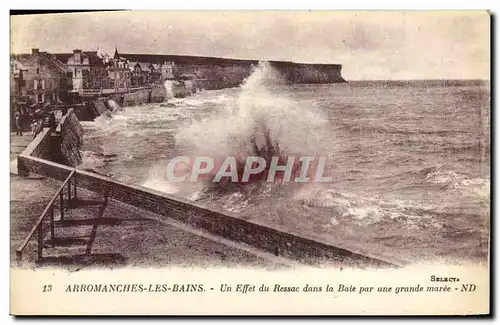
<box><xmin>67</xmin><ymin>180</ymin><xmax>71</xmax><ymax>202</ymax></box>
<box><xmin>16</xmin><ymin>251</ymin><xmax>22</xmax><ymax>267</ymax></box>
<box><xmin>37</xmin><ymin>225</ymin><xmax>43</xmax><ymax>261</ymax></box>
<box><xmin>59</xmin><ymin>191</ymin><xmax>64</xmax><ymax>221</ymax></box>
<box><xmin>73</xmin><ymin>174</ymin><xmax>77</xmax><ymax>199</ymax></box>
<box><xmin>16</xmin><ymin>171</ymin><xmax>76</xmax><ymax>264</ymax></box>
<box><xmin>49</xmin><ymin>205</ymin><xmax>55</xmax><ymax>245</ymax></box>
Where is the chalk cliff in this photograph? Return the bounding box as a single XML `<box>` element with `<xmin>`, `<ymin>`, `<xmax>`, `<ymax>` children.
<box><xmin>269</xmin><ymin>61</ymin><xmax>345</xmax><ymax>84</ymax></box>
<box><xmin>121</xmin><ymin>54</ymin><xmax>346</xmax><ymax>89</ymax></box>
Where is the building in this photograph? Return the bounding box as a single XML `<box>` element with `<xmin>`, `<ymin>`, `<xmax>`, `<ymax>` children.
<box><xmin>150</xmin><ymin>63</ymin><xmax>162</xmax><ymax>84</ymax></box>
<box><xmin>10</xmin><ymin>59</ymin><xmax>27</xmax><ymax>100</ymax></box>
<box><xmin>105</xmin><ymin>47</ymin><xmax>131</xmax><ymax>91</ymax></box>
<box><xmin>102</xmin><ymin>50</ymin><xmax>180</xmax><ymax>86</ymax></box>
<box><xmin>161</xmin><ymin>61</ymin><xmax>177</xmax><ymax>81</ymax></box>
<box><xmin>129</xmin><ymin>62</ymin><xmax>162</xmax><ymax>86</ymax></box>
<box><xmin>11</xmin><ymin>48</ymin><xmax>72</xmax><ymax>105</ymax></box>
<box><xmin>66</xmin><ymin>49</ymin><xmax>107</xmax><ymax>93</ymax></box>
<box><xmin>129</xmin><ymin>62</ymin><xmax>147</xmax><ymax>86</ymax></box>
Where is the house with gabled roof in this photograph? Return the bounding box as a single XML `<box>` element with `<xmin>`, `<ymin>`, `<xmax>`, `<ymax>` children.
<box><xmin>11</xmin><ymin>48</ymin><xmax>72</xmax><ymax>104</ymax></box>
<box><xmin>129</xmin><ymin>62</ymin><xmax>154</xmax><ymax>86</ymax></box>
<box><xmin>105</xmin><ymin>47</ymin><xmax>131</xmax><ymax>90</ymax></box>
<box><xmin>66</xmin><ymin>49</ymin><xmax>108</xmax><ymax>92</ymax></box>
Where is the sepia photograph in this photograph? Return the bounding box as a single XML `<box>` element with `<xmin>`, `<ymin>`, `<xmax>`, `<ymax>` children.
<box><xmin>9</xmin><ymin>10</ymin><xmax>491</xmax><ymax>315</ymax></box>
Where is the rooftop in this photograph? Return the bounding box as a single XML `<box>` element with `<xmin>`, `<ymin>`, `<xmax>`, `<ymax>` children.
<box><xmin>11</xmin><ymin>52</ymin><xmax>70</xmax><ymax>74</ymax></box>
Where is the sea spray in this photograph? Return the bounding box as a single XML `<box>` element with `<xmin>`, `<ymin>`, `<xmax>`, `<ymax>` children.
<box><xmin>107</xmin><ymin>99</ymin><xmax>121</xmax><ymax>112</ymax></box>
<box><xmin>173</xmin><ymin>61</ymin><xmax>335</xmax><ymax>186</ymax></box>
<box><xmin>77</xmin><ymin>150</ymin><xmax>106</xmax><ymax>171</ymax></box>
<box><xmin>164</xmin><ymin>80</ymin><xmax>175</xmax><ymax>99</ymax></box>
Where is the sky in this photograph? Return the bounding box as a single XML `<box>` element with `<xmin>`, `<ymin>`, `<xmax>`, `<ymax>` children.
<box><xmin>10</xmin><ymin>11</ymin><xmax>490</xmax><ymax>80</ymax></box>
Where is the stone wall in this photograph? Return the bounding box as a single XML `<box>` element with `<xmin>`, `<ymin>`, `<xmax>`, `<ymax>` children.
<box><xmin>72</xmin><ymin>103</ymin><xmax>96</xmax><ymax>121</ymax></box>
<box><xmin>57</xmin><ymin>109</ymin><xmax>84</xmax><ymax>167</ymax></box>
<box><xmin>150</xmin><ymin>87</ymin><xmax>166</xmax><ymax>103</ymax></box>
<box><xmin>92</xmin><ymin>98</ymin><xmax>109</xmax><ymax>116</ymax></box>
<box><xmin>18</xmin><ymin>155</ymin><xmax>72</xmax><ymax>181</ymax></box>
<box><xmin>17</xmin><ymin>128</ymin><xmax>52</xmax><ymax>178</ymax></box>
<box><xmin>27</xmin><ymin>128</ymin><xmax>52</xmax><ymax>160</ymax></box>
<box><xmin>75</xmin><ymin>169</ymin><xmax>393</xmax><ymax>267</ymax></box>
<box><xmin>122</xmin><ymin>89</ymin><xmax>151</xmax><ymax>106</ymax></box>
<box><xmin>83</xmin><ymin>90</ymin><xmax>155</xmax><ymax>121</ymax></box>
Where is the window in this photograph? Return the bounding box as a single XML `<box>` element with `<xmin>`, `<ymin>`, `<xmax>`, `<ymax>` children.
<box><xmin>37</xmin><ymin>68</ymin><xmax>40</xmax><ymax>74</ymax></box>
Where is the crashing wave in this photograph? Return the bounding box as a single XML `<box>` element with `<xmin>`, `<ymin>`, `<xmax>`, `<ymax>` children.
<box><xmin>172</xmin><ymin>61</ymin><xmax>334</xmax><ymax>188</ymax></box>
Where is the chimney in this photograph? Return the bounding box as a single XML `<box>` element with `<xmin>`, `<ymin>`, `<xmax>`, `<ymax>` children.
<box><xmin>31</xmin><ymin>48</ymin><xmax>39</xmax><ymax>55</ymax></box>
<box><xmin>73</xmin><ymin>49</ymin><xmax>82</xmax><ymax>63</ymax></box>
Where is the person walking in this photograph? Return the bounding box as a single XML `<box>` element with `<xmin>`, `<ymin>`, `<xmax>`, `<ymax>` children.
<box><xmin>15</xmin><ymin>112</ymin><xmax>22</xmax><ymax>136</ymax></box>
<box><xmin>30</xmin><ymin>120</ymin><xmax>36</xmax><ymax>137</ymax></box>
<box><xmin>48</xmin><ymin>111</ymin><xmax>56</xmax><ymax>132</ymax></box>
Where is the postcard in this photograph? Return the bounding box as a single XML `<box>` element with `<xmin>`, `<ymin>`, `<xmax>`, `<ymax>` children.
<box><xmin>10</xmin><ymin>10</ymin><xmax>490</xmax><ymax>315</ymax></box>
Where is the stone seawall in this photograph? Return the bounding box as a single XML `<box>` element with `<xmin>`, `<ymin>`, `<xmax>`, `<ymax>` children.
<box><xmin>58</xmin><ymin>109</ymin><xmax>84</xmax><ymax>167</ymax></box>
<box><xmin>18</xmin><ymin>109</ymin><xmax>83</xmax><ymax>172</ymax></box>
<box><xmin>19</xmin><ymin>128</ymin><xmax>52</xmax><ymax>161</ymax></box>
<box><xmin>92</xmin><ymin>98</ymin><xmax>109</xmax><ymax>116</ymax></box>
<box><xmin>150</xmin><ymin>87</ymin><xmax>166</xmax><ymax>103</ymax></box>
<box><xmin>121</xmin><ymin>89</ymin><xmax>152</xmax><ymax>106</ymax></box>
<box><xmin>85</xmin><ymin>87</ymin><xmax>167</xmax><ymax>120</ymax></box>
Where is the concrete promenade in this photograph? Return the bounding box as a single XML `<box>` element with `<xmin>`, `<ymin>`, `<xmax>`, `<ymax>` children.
<box><xmin>10</xmin><ymin>134</ymin><xmax>33</xmax><ymax>174</ymax></box>
<box><xmin>11</xmin><ymin>174</ymin><xmax>290</xmax><ymax>270</ymax></box>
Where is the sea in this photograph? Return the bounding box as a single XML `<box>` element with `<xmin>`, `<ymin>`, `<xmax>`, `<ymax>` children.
<box><xmin>80</xmin><ymin>62</ymin><xmax>490</xmax><ymax>265</ymax></box>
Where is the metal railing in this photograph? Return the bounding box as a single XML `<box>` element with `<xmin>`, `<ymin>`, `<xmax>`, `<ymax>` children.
<box><xmin>16</xmin><ymin>170</ymin><xmax>77</xmax><ymax>265</ymax></box>
<box><xmin>80</xmin><ymin>86</ymin><xmax>154</xmax><ymax>96</ymax></box>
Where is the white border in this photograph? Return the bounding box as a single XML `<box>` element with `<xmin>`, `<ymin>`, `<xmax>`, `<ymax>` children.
<box><xmin>2</xmin><ymin>1</ymin><xmax>497</xmax><ymax>323</ymax></box>
<box><xmin>4</xmin><ymin>1</ymin><xmax>498</xmax><ymax>10</ymax></box>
